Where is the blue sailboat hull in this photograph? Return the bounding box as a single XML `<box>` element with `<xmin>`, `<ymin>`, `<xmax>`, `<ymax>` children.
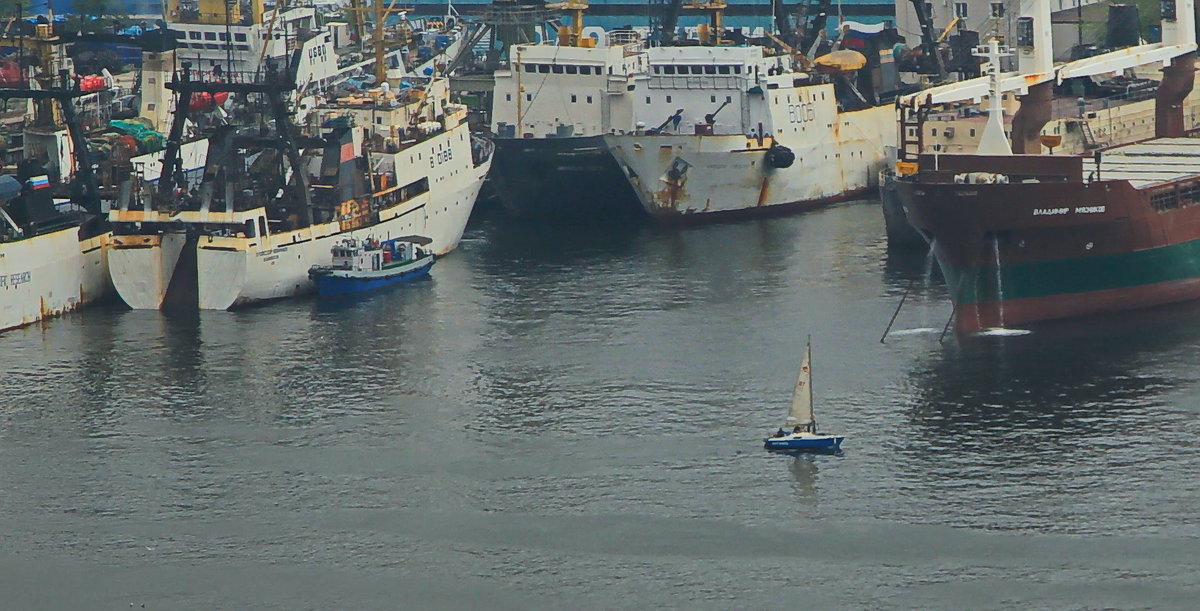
<box><xmin>763</xmin><ymin>435</ymin><xmax>844</xmax><ymax>452</ymax></box>
<box><xmin>313</xmin><ymin>260</ymin><xmax>434</xmax><ymax>298</ymax></box>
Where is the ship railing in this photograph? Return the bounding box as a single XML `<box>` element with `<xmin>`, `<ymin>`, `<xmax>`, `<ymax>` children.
<box><xmin>606</xmin><ymin>30</ymin><xmax>644</xmax><ymax>55</ymax></box>
<box><xmin>482</xmin><ymin>4</ymin><xmax>555</xmax><ymax>26</ymax></box>
<box><xmin>646</xmin><ymin>75</ymin><xmax>744</xmax><ymax>90</ymax></box>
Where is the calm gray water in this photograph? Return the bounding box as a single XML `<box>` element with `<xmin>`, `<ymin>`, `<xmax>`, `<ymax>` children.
<box><xmin>2</xmin><ymin>201</ymin><xmax>1199</xmax><ymax>610</ymax></box>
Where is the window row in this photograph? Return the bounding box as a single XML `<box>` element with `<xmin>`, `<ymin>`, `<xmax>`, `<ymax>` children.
<box><xmin>653</xmin><ymin>65</ymin><xmax>742</xmax><ymax>75</ymax></box>
<box><xmin>521</xmin><ymin>63</ymin><xmax>603</xmax><ymax>75</ymax></box>
<box><xmin>178</xmin><ymin>31</ymin><xmax>249</xmax><ymax>42</ymax></box>
<box><xmin>178</xmin><ymin>42</ymin><xmax>252</xmax><ymax>51</ymax></box>
<box><xmin>643</xmin><ymin>94</ymin><xmax>733</xmax><ymax>104</ymax></box>
<box><xmin>1151</xmin><ymin>182</ymin><xmax>1200</xmax><ymax>211</ymax></box>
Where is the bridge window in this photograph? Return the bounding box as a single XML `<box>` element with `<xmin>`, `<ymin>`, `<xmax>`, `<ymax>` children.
<box><xmin>566</xmin><ymin>65</ymin><xmax>577</xmax><ymax>74</ymax></box>
<box><xmin>188</xmin><ymin>31</ymin><xmax>201</xmax><ymax>39</ymax></box>
<box><xmin>587</xmin><ymin>95</ymin><xmax>593</xmax><ymax>103</ymax></box>
<box><xmin>1151</xmin><ymin>189</ymin><xmax>1179</xmax><ymax>211</ymax></box>
<box><xmin>718</xmin><ymin>65</ymin><xmax>730</xmax><ymax>74</ymax></box>
<box><xmin>538</xmin><ymin>64</ymin><xmax>550</xmax><ymax>73</ymax></box>
<box><xmin>734</xmin><ymin>66</ymin><xmax>742</xmax><ymax>74</ymax></box>
<box><xmin>704</xmin><ymin>65</ymin><xmax>716</xmax><ymax>74</ymax></box>
<box><xmin>664</xmin><ymin>65</ymin><xmax>675</xmax><ymax>74</ymax></box>
<box><xmin>552</xmin><ymin>65</ymin><xmax>563</xmax><ymax>73</ymax></box>
<box><xmin>1181</xmin><ymin>182</ymin><xmax>1200</xmax><ymax>206</ymax></box>
<box><xmin>524</xmin><ymin>64</ymin><xmax>534</xmax><ymax>72</ymax></box>
<box><xmin>571</xmin><ymin>94</ymin><xmax>577</xmax><ymax>103</ymax></box>
<box><xmin>235</xmin><ymin>33</ymin><xmax>247</xmax><ymax>42</ymax></box>
<box><xmin>204</xmin><ymin>31</ymin><xmax>216</xmax><ymax>40</ymax></box>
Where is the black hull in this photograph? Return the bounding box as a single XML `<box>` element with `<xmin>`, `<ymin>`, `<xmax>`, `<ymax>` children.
<box><xmin>880</xmin><ymin>171</ymin><xmax>927</xmax><ymax>249</ymax></box>
<box><xmin>489</xmin><ymin>136</ymin><xmax>644</xmax><ymax>222</ymax></box>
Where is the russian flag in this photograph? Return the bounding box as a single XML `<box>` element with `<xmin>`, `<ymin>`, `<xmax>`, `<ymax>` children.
<box><xmin>30</xmin><ymin>175</ymin><xmax>50</xmax><ymax>190</ymax></box>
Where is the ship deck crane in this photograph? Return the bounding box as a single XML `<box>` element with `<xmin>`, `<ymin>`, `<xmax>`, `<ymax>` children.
<box><xmin>0</xmin><ymin>73</ymin><xmax>102</xmax><ymax>215</ymax></box>
<box><xmin>795</xmin><ymin>0</ymin><xmax>832</xmax><ymax>55</ymax></box>
<box><xmin>908</xmin><ymin>0</ymin><xmax>946</xmax><ymax>78</ymax></box>
<box><xmin>653</xmin><ymin>0</ymin><xmax>685</xmax><ymax>46</ymax></box>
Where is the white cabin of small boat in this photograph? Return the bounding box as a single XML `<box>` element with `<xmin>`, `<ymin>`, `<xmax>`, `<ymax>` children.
<box><xmin>329</xmin><ymin>237</ymin><xmax>429</xmax><ymax>273</ymax></box>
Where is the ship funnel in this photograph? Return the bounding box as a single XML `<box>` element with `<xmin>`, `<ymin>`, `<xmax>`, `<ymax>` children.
<box><xmin>1015</xmin><ymin>0</ymin><xmax>1053</xmax><ymax>77</ymax></box>
<box><xmin>975</xmin><ymin>40</ymin><xmax>1013</xmax><ymax>156</ymax></box>
<box><xmin>1161</xmin><ymin>0</ymin><xmax>1197</xmax><ymax>49</ymax></box>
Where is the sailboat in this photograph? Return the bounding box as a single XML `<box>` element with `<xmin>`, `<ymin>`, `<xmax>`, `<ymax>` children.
<box><xmin>763</xmin><ymin>341</ymin><xmax>845</xmax><ymax>452</ymax></box>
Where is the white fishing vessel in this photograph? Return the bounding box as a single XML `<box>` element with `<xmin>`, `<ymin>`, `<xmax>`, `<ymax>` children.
<box><xmin>1</xmin><ymin>49</ymin><xmax>112</xmax><ymax>333</ymax></box>
<box><xmin>0</xmin><ymin>216</ymin><xmax>110</xmax><ymax>333</ymax></box>
<box><xmin>108</xmin><ymin>67</ymin><xmax>491</xmax><ymax>310</ymax></box>
<box><xmin>763</xmin><ymin>340</ymin><xmax>845</xmax><ymax>452</ymax></box>
<box><xmin>604</xmin><ymin>32</ymin><xmax>896</xmax><ymax>222</ymax></box>
<box><xmin>488</xmin><ymin>2</ymin><xmax>648</xmax><ymax>219</ymax></box>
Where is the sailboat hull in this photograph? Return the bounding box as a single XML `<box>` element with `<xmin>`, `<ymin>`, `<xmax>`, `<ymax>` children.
<box><xmin>763</xmin><ymin>433</ymin><xmax>844</xmax><ymax>452</ymax></box>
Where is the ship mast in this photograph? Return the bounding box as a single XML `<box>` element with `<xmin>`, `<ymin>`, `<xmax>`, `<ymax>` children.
<box><xmin>974</xmin><ymin>39</ymin><xmax>1012</xmax><ymax>156</ymax></box>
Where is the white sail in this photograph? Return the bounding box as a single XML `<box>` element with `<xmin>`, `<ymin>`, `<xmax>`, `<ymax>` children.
<box><xmin>786</xmin><ymin>344</ymin><xmax>814</xmax><ymax>428</ymax></box>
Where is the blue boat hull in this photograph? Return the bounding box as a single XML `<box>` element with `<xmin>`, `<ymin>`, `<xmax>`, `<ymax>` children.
<box><xmin>313</xmin><ymin>261</ymin><xmax>434</xmax><ymax>298</ymax></box>
<box><xmin>763</xmin><ymin>435</ymin><xmax>845</xmax><ymax>452</ymax></box>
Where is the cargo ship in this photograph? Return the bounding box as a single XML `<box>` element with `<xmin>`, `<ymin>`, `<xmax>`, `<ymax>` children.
<box><xmin>892</xmin><ymin>0</ymin><xmax>1200</xmax><ymax>332</ymax></box>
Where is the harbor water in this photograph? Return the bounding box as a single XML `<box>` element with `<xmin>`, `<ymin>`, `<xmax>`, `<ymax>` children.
<box><xmin>2</xmin><ymin>201</ymin><xmax>1199</xmax><ymax>609</ymax></box>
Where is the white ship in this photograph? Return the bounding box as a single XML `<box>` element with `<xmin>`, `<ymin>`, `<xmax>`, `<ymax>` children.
<box><xmin>0</xmin><ymin>31</ymin><xmax>113</xmax><ymax>333</ymax></box>
<box><xmin>488</xmin><ymin>4</ymin><xmax>648</xmax><ymax>220</ymax></box>
<box><xmin>108</xmin><ymin>71</ymin><xmax>490</xmax><ymax>310</ymax></box>
<box><xmin>604</xmin><ymin>40</ymin><xmax>896</xmax><ymax>221</ymax></box>
<box><xmin>0</xmin><ymin>219</ymin><xmax>110</xmax><ymax>333</ymax></box>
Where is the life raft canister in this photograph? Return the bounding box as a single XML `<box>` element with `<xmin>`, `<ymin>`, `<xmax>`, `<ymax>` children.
<box><xmin>765</xmin><ymin>143</ymin><xmax>795</xmax><ymax>169</ymax></box>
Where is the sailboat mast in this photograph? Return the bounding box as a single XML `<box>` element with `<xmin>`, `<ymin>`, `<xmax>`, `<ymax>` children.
<box><xmin>807</xmin><ymin>334</ymin><xmax>815</xmax><ymax>431</ymax></box>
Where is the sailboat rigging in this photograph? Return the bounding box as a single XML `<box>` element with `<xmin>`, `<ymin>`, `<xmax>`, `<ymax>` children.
<box><xmin>764</xmin><ymin>338</ymin><xmax>845</xmax><ymax>452</ymax></box>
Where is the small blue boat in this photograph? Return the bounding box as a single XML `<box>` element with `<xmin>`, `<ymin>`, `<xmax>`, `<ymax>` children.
<box><xmin>309</xmin><ymin>235</ymin><xmax>434</xmax><ymax>298</ymax></box>
<box><xmin>763</xmin><ymin>339</ymin><xmax>846</xmax><ymax>452</ymax></box>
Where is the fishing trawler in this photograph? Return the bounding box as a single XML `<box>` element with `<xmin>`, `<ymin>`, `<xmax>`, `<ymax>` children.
<box><xmin>107</xmin><ymin>64</ymin><xmax>491</xmax><ymax>310</ymax></box>
<box><xmin>603</xmin><ymin>4</ymin><xmax>898</xmax><ymax>221</ymax></box>
<box><xmin>891</xmin><ymin>0</ymin><xmax>1200</xmax><ymax>332</ymax></box>
<box><xmin>0</xmin><ymin>28</ymin><xmax>113</xmax><ymax>333</ymax></box>
<box><xmin>488</xmin><ymin>2</ymin><xmax>648</xmax><ymax>220</ymax></box>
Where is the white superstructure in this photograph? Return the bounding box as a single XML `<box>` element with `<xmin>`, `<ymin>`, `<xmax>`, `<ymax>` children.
<box><xmin>491</xmin><ymin>30</ymin><xmax>647</xmax><ymax>138</ymax></box>
<box><xmin>604</xmin><ymin>45</ymin><xmax>895</xmax><ymax>220</ymax></box>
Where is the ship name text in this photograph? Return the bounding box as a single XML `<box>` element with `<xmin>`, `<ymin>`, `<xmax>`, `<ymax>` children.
<box><xmin>0</xmin><ymin>271</ymin><xmax>31</xmax><ymax>289</ymax></box>
<box><xmin>787</xmin><ymin>103</ymin><xmax>816</xmax><ymax>124</ymax></box>
<box><xmin>431</xmin><ymin>148</ymin><xmax>454</xmax><ymax>167</ymax></box>
<box><xmin>1032</xmin><ymin>205</ymin><xmax>1105</xmax><ymax>216</ymax></box>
